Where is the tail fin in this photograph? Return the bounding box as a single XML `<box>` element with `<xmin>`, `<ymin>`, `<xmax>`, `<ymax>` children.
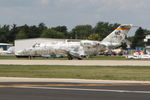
<box><xmin>101</xmin><ymin>24</ymin><xmax>132</xmax><ymax>47</ymax></box>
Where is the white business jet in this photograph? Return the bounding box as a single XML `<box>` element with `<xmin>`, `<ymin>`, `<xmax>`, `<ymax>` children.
<box><xmin>16</xmin><ymin>24</ymin><xmax>133</xmax><ymax>60</ymax></box>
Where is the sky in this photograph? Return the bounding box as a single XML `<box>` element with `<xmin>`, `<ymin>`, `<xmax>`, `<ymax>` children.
<box><xmin>0</xmin><ymin>0</ymin><xmax>150</xmax><ymax>35</ymax></box>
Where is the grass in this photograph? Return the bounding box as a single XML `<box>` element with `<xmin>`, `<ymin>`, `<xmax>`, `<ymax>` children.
<box><xmin>88</xmin><ymin>56</ymin><xmax>126</xmax><ymax>60</ymax></box>
<box><xmin>0</xmin><ymin>55</ymin><xmax>126</xmax><ymax>60</ymax></box>
<box><xmin>0</xmin><ymin>65</ymin><xmax>150</xmax><ymax>81</ymax></box>
<box><xmin>0</xmin><ymin>56</ymin><xmax>18</xmax><ymax>59</ymax></box>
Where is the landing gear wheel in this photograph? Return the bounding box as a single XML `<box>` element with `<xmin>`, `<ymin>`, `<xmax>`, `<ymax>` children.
<box><xmin>67</xmin><ymin>54</ymin><xmax>73</xmax><ymax>60</ymax></box>
<box><xmin>77</xmin><ymin>58</ymin><xmax>82</xmax><ymax>60</ymax></box>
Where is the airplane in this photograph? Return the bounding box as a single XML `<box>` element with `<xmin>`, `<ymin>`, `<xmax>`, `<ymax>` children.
<box><xmin>127</xmin><ymin>54</ymin><xmax>150</xmax><ymax>60</ymax></box>
<box><xmin>0</xmin><ymin>46</ymin><xmax>15</xmax><ymax>55</ymax></box>
<box><xmin>16</xmin><ymin>24</ymin><xmax>133</xmax><ymax>60</ymax></box>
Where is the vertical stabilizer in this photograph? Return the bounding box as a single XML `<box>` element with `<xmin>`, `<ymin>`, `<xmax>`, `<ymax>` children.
<box><xmin>101</xmin><ymin>24</ymin><xmax>132</xmax><ymax>47</ymax></box>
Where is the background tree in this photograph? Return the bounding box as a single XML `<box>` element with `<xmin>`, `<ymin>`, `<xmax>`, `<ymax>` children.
<box><xmin>0</xmin><ymin>25</ymin><xmax>10</xmax><ymax>43</ymax></box>
<box><xmin>38</xmin><ymin>23</ymin><xmax>47</xmax><ymax>31</ymax></box>
<box><xmin>87</xmin><ymin>34</ymin><xmax>102</xmax><ymax>41</ymax></box>
<box><xmin>41</xmin><ymin>29</ymin><xmax>64</xmax><ymax>38</ymax></box>
<box><xmin>51</xmin><ymin>26</ymin><xmax>67</xmax><ymax>33</ymax></box>
<box><xmin>71</xmin><ymin>25</ymin><xmax>93</xmax><ymax>39</ymax></box>
<box><xmin>16</xmin><ymin>30</ymin><xmax>28</xmax><ymax>39</ymax></box>
<box><xmin>27</xmin><ymin>25</ymin><xmax>41</xmax><ymax>38</ymax></box>
<box><xmin>51</xmin><ymin>26</ymin><xmax>68</xmax><ymax>38</ymax></box>
<box><xmin>132</xmin><ymin>27</ymin><xmax>145</xmax><ymax>49</ymax></box>
<box><xmin>8</xmin><ymin>24</ymin><xmax>19</xmax><ymax>43</ymax></box>
<box><xmin>93</xmin><ymin>22</ymin><xmax>120</xmax><ymax>39</ymax></box>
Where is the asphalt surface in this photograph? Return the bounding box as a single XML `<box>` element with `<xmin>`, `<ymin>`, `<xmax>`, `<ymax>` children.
<box><xmin>1</xmin><ymin>82</ymin><xmax>150</xmax><ymax>100</ymax></box>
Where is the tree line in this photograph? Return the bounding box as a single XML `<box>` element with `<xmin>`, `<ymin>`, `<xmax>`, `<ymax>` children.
<box><xmin>0</xmin><ymin>22</ymin><xmax>149</xmax><ymax>49</ymax></box>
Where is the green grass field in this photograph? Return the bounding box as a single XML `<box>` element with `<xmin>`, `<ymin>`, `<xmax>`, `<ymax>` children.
<box><xmin>88</xmin><ymin>56</ymin><xmax>126</xmax><ymax>60</ymax></box>
<box><xmin>0</xmin><ymin>65</ymin><xmax>150</xmax><ymax>81</ymax></box>
<box><xmin>0</xmin><ymin>55</ymin><xmax>126</xmax><ymax>60</ymax></box>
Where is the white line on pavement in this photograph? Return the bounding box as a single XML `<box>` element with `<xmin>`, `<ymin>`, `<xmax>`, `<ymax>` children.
<box><xmin>17</xmin><ymin>87</ymin><xmax>150</xmax><ymax>94</ymax></box>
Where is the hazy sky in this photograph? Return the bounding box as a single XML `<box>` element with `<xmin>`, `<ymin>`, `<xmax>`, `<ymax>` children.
<box><xmin>0</xmin><ymin>0</ymin><xmax>150</xmax><ymax>35</ymax></box>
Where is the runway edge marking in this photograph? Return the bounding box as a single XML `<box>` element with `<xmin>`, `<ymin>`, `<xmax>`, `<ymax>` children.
<box><xmin>18</xmin><ymin>87</ymin><xmax>150</xmax><ymax>94</ymax></box>
<box><xmin>1</xmin><ymin>83</ymin><xmax>150</xmax><ymax>87</ymax></box>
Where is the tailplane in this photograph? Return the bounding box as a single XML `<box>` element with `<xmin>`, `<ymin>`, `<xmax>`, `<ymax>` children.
<box><xmin>101</xmin><ymin>24</ymin><xmax>132</xmax><ymax>47</ymax></box>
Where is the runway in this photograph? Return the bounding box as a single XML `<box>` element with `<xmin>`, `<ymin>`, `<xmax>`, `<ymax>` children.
<box><xmin>1</xmin><ymin>82</ymin><xmax>150</xmax><ymax>100</ymax></box>
<box><xmin>0</xmin><ymin>59</ymin><xmax>150</xmax><ymax>100</ymax></box>
<box><xmin>0</xmin><ymin>60</ymin><xmax>150</xmax><ymax>66</ymax></box>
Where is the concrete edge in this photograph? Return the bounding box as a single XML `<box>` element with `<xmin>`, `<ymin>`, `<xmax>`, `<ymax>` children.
<box><xmin>0</xmin><ymin>77</ymin><xmax>150</xmax><ymax>84</ymax></box>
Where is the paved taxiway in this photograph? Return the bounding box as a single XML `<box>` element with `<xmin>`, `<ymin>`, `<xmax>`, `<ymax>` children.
<box><xmin>1</xmin><ymin>82</ymin><xmax>150</xmax><ymax>100</ymax></box>
<box><xmin>1</xmin><ymin>77</ymin><xmax>150</xmax><ymax>84</ymax></box>
<box><xmin>0</xmin><ymin>60</ymin><xmax>150</xmax><ymax>66</ymax></box>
